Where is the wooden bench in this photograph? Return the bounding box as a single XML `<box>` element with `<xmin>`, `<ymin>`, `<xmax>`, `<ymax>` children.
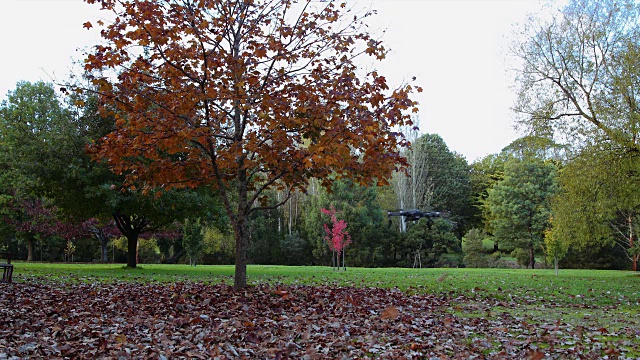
<box><xmin>0</xmin><ymin>252</ymin><xmax>13</xmax><ymax>283</ymax></box>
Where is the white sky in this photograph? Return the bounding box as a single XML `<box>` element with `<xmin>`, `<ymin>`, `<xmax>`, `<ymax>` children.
<box><xmin>0</xmin><ymin>0</ymin><xmax>545</xmax><ymax>162</ymax></box>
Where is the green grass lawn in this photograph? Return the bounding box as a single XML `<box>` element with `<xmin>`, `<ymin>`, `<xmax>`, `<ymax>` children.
<box><xmin>13</xmin><ymin>262</ymin><xmax>640</xmax><ymax>307</ymax></box>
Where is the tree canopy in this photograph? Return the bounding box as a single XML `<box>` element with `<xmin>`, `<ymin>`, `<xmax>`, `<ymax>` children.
<box><xmin>512</xmin><ymin>0</ymin><xmax>640</xmax><ymax>151</ymax></box>
<box><xmin>486</xmin><ymin>158</ymin><xmax>558</xmax><ymax>268</ymax></box>
<box><xmin>82</xmin><ymin>0</ymin><xmax>420</xmax><ymax>288</ymax></box>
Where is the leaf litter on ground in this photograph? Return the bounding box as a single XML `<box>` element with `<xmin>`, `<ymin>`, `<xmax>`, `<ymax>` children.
<box><xmin>1</xmin><ymin>279</ymin><xmax>639</xmax><ymax>359</ymax></box>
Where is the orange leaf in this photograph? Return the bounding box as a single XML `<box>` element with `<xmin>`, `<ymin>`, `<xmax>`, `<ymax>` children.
<box><xmin>380</xmin><ymin>306</ymin><xmax>399</xmax><ymax>320</ymax></box>
<box><xmin>526</xmin><ymin>350</ymin><xmax>544</xmax><ymax>360</ymax></box>
<box><xmin>83</xmin><ymin>21</ymin><xmax>93</xmax><ymax>30</ymax></box>
<box><xmin>243</xmin><ymin>320</ymin><xmax>255</xmax><ymax>329</ymax></box>
<box><xmin>254</xmin><ymin>47</ymin><xmax>267</xmax><ymax>57</ymax></box>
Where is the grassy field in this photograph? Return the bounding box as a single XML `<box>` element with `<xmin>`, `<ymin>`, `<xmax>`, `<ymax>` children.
<box><xmin>13</xmin><ymin>262</ymin><xmax>640</xmax><ymax>307</ymax></box>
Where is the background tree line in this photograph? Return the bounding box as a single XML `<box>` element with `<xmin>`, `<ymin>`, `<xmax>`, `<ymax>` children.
<box><xmin>1</xmin><ymin>0</ymin><xmax>638</xmax><ymax>273</ymax></box>
<box><xmin>0</xmin><ymin>79</ymin><xmax>633</xmax><ymax>271</ymax></box>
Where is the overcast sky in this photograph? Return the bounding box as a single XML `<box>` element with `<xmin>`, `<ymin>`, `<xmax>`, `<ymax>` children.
<box><xmin>0</xmin><ymin>0</ymin><xmax>545</xmax><ymax>161</ymax></box>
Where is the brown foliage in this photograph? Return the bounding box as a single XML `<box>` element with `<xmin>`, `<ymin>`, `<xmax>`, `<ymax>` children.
<box><xmin>81</xmin><ymin>0</ymin><xmax>420</xmax><ymax>288</ymax></box>
<box><xmin>0</xmin><ymin>280</ymin><xmax>629</xmax><ymax>358</ymax></box>
<box><xmin>83</xmin><ymin>0</ymin><xmax>418</xmax><ymax>193</ymax></box>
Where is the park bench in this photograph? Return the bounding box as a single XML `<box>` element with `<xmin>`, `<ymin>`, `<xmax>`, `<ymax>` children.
<box><xmin>0</xmin><ymin>252</ymin><xmax>13</xmax><ymax>283</ymax></box>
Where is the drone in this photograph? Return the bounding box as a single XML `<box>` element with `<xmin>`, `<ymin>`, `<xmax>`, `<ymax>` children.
<box><xmin>387</xmin><ymin>209</ymin><xmax>441</xmax><ymax>228</ymax></box>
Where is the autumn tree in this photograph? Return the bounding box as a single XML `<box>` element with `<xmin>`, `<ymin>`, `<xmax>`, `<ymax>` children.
<box><xmin>3</xmin><ymin>197</ymin><xmax>92</xmax><ymax>262</ymax></box>
<box><xmin>82</xmin><ymin>0</ymin><xmax>419</xmax><ymax>288</ymax></box>
<box><xmin>321</xmin><ymin>206</ymin><xmax>351</xmax><ymax>271</ymax></box>
<box><xmin>512</xmin><ymin>0</ymin><xmax>640</xmax><ymax>271</ymax></box>
<box><xmin>5</xmin><ymin>198</ymin><xmax>59</xmax><ymax>261</ymax></box>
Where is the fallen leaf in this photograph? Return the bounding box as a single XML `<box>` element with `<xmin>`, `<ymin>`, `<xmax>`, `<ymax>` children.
<box><xmin>380</xmin><ymin>306</ymin><xmax>400</xmax><ymax>320</ymax></box>
<box><xmin>273</xmin><ymin>289</ymin><xmax>289</xmax><ymax>299</ymax></box>
<box><xmin>604</xmin><ymin>347</ymin><xmax>620</xmax><ymax>356</ymax></box>
<box><xmin>527</xmin><ymin>350</ymin><xmax>545</xmax><ymax>360</ymax></box>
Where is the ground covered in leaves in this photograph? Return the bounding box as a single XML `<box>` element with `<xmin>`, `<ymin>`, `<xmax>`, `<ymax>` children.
<box><xmin>1</xmin><ymin>280</ymin><xmax>638</xmax><ymax>359</ymax></box>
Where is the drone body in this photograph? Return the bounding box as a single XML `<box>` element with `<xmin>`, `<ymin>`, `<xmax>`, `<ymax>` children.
<box><xmin>387</xmin><ymin>209</ymin><xmax>441</xmax><ymax>222</ymax></box>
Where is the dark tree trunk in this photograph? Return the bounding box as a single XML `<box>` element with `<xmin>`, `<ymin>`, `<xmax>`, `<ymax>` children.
<box><xmin>528</xmin><ymin>227</ymin><xmax>535</xmax><ymax>269</ymax></box>
<box><xmin>27</xmin><ymin>238</ymin><xmax>34</xmax><ymax>262</ymax></box>
<box><xmin>629</xmin><ymin>215</ymin><xmax>637</xmax><ymax>271</ymax></box>
<box><xmin>100</xmin><ymin>237</ymin><xmax>109</xmax><ymax>263</ymax></box>
<box><xmin>233</xmin><ymin>174</ymin><xmax>250</xmax><ymax>289</ymax></box>
<box><xmin>113</xmin><ymin>212</ymin><xmax>147</xmax><ymax>268</ymax></box>
<box><xmin>128</xmin><ymin>233</ymin><xmax>139</xmax><ymax>268</ymax></box>
<box><xmin>529</xmin><ymin>243</ymin><xmax>535</xmax><ymax>269</ymax></box>
<box><xmin>233</xmin><ymin>216</ymin><xmax>249</xmax><ymax>289</ymax></box>
<box><xmin>89</xmin><ymin>227</ymin><xmax>110</xmax><ymax>263</ymax></box>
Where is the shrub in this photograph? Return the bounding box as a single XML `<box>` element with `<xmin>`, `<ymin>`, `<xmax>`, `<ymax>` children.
<box><xmin>511</xmin><ymin>248</ymin><xmax>530</xmax><ymax>268</ymax></box>
<box><xmin>463</xmin><ymin>228</ymin><xmax>488</xmax><ymax>268</ymax></box>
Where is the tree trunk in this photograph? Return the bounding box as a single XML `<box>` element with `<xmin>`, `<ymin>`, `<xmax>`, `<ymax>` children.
<box><xmin>529</xmin><ymin>243</ymin><xmax>535</xmax><ymax>269</ymax></box>
<box><xmin>113</xmin><ymin>213</ymin><xmax>147</xmax><ymax>269</ymax></box>
<box><xmin>528</xmin><ymin>227</ymin><xmax>535</xmax><ymax>269</ymax></box>
<box><xmin>332</xmin><ymin>250</ymin><xmax>336</xmax><ymax>271</ymax></box>
<box><xmin>233</xmin><ymin>214</ymin><xmax>249</xmax><ymax>289</ymax></box>
<box><xmin>127</xmin><ymin>233</ymin><xmax>139</xmax><ymax>268</ymax></box>
<box><xmin>343</xmin><ymin>250</ymin><xmax>346</xmax><ymax>271</ymax></box>
<box><xmin>27</xmin><ymin>238</ymin><xmax>34</xmax><ymax>262</ymax></box>
<box><xmin>100</xmin><ymin>237</ymin><xmax>109</xmax><ymax>263</ymax></box>
<box><xmin>96</xmin><ymin>228</ymin><xmax>110</xmax><ymax>263</ymax></box>
<box><xmin>232</xmin><ymin>174</ymin><xmax>250</xmax><ymax>289</ymax></box>
<box><xmin>629</xmin><ymin>215</ymin><xmax>636</xmax><ymax>271</ymax></box>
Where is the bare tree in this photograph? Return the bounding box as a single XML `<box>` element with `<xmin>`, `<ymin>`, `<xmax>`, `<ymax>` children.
<box><xmin>512</xmin><ymin>0</ymin><xmax>640</xmax><ymax>151</ymax></box>
<box><xmin>392</xmin><ymin>119</ymin><xmax>433</xmax><ymax>232</ymax></box>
